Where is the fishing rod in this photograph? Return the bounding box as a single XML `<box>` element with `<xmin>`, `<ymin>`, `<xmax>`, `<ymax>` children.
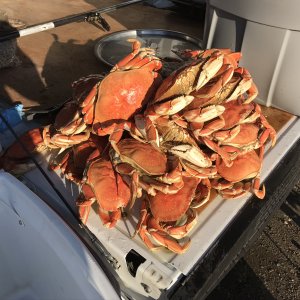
<box><xmin>0</xmin><ymin>0</ymin><xmax>143</xmax><ymax>42</ymax></box>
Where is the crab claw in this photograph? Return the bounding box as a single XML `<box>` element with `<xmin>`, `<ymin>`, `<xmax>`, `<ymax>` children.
<box><xmin>183</xmin><ymin>105</ymin><xmax>225</xmax><ymax>123</ymax></box>
<box><xmin>149</xmin><ymin>230</ymin><xmax>191</xmax><ymax>254</ymax></box>
<box><xmin>151</xmin><ymin>95</ymin><xmax>194</xmax><ymax>116</ymax></box>
<box><xmin>169</xmin><ymin>144</ymin><xmax>212</xmax><ymax>168</ymax></box>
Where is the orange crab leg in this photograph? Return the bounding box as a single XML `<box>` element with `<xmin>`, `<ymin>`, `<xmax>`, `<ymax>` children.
<box><xmin>196</xmin><ymin>52</ymin><xmax>224</xmax><ymax>91</ymax></box>
<box><xmin>211</xmin><ymin>179</ymin><xmax>234</xmax><ymax>190</ymax></box>
<box><xmin>258</xmin><ymin>112</ymin><xmax>277</xmax><ymax>147</ymax></box>
<box><xmin>98</xmin><ymin>207</ymin><xmax>122</xmax><ymax>229</ymax></box>
<box><xmin>193</xmin><ymin>64</ymin><xmax>234</xmax><ymax>99</ymax></box>
<box><xmin>191</xmin><ymin>179</ymin><xmax>211</xmax><ymax>208</ymax></box>
<box><xmin>77</xmin><ymin>199</ymin><xmax>95</xmax><ymax>224</ymax></box>
<box><xmin>109</xmin><ymin>121</ymin><xmax>145</xmax><ymax>153</ymax></box>
<box><xmin>192</xmin><ymin>118</ymin><xmax>225</xmax><ymax>137</ymax></box>
<box><xmin>134</xmin><ymin>200</ymin><xmax>149</xmax><ymax>236</ymax></box>
<box><xmin>111</xmin><ymin>39</ymin><xmax>143</xmax><ymax>71</ymax></box>
<box><xmin>183</xmin><ymin>105</ymin><xmax>225</xmax><ymax>123</ymax></box>
<box><xmin>114</xmin><ymin>163</ymin><xmax>142</xmax><ymax>207</ymax></box>
<box><xmin>129</xmin><ymin>55</ymin><xmax>161</xmax><ymax>71</ymax></box>
<box><xmin>164</xmin><ymin>209</ymin><xmax>197</xmax><ymax>239</ymax></box>
<box><xmin>202</xmin><ymin>137</ymin><xmax>235</xmax><ymax>167</ymax></box>
<box><xmin>223</xmin><ymin>52</ymin><xmax>242</xmax><ymax>68</ymax></box>
<box><xmin>149</xmin><ymin>230</ymin><xmax>191</xmax><ymax>254</ymax></box>
<box><xmin>213</xmin><ymin>125</ymin><xmax>241</xmax><ymax>142</ymax></box>
<box><xmin>252</xmin><ymin>145</ymin><xmax>265</xmax><ymax>199</ymax></box>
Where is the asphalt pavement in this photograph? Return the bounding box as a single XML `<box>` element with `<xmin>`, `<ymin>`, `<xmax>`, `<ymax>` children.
<box><xmin>208</xmin><ymin>184</ymin><xmax>300</xmax><ymax>300</ymax></box>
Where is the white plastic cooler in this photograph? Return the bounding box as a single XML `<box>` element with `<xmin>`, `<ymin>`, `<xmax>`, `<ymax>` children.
<box><xmin>204</xmin><ymin>0</ymin><xmax>300</xmax><ymax>115</ymax></box>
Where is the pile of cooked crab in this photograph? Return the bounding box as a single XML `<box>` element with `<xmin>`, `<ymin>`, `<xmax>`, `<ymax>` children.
<box><xmin>0</xmin><ymin>40</ymin><xmax>276</xmax><ymax>254</ymax></box>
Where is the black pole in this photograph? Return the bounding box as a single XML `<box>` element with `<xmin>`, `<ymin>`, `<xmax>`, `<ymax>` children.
<box><xmin>0</xmin><ymin>0</ymin><xmax>143</xmax><ymax>42</ymax></box>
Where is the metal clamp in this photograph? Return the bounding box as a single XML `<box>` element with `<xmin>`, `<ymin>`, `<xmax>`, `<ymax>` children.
<box><xmin>85</xmin><ymin>12</ymin><xmax>111</xmax><ymax>32</ymax></box>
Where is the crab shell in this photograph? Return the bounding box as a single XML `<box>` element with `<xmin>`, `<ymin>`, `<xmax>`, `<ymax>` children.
<box><xmin>50</xmin><ymin>135</ymin><xmax>109</xmax><ymax>183</ymax></box>
<box><xmin>215</xmin><ymin>123</ymin><xmax>261</xmax><ymax>151</ymax></box>
<box><xmin>148</xmin><ymin>176</ymin><xmax>200</xmax><ymax>222</ymax></box>
<box><xmin>53</xmin><ymin>100</ymin><xmax>87</xmax><ymax>136</ymax></box>
<box><xmin>81</xmin><ymin>40</ymin><xmax>162</xmax><ymax>136</ymax></box>
<box><xmin>81</xmin><ymin>158</ymin><xmax>131</xmax><ymax>227</ymax></box>
<box><xmin>116</xmin><ymin>138</ymin><xmax>168</xmax><ymax>176</ymax></box>
<box><xmin>216</xmin><ymin>150</ymin><xmax>261</xmax><ymax>182</ymax></box>
<box><xmin>220</xmin><ymin>99</ymin><xmax>259</xmax><ymax>130</ymax></box>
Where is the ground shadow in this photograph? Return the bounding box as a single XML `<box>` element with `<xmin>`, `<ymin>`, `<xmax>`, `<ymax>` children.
<box><xmin>281</xmin><ymin>191</ymin><xmax>300</xmax><ymax>227</ymax></box>
<box><xmin>1</xmin><ymin>1</ymin><xmax>205</xmax><ymax>111</ymax></box>
<box><xmin>40</xmin><ymin>33</ymin><xmax>110</xmax><ymax>109</ymax></box>
<box><xmin>0</xmin><ymin>30</ymin><xmax>110</xmax><ymax>111</ymax></box>
<box><xmin>207</xmin><ymin>258</ymin><xmax>276</xmax><ymax>300</ymax></box>
<box><xmin>0</xmin><ymin>20</ymin><xmax>46</xmax><ymax>109</ymax></box>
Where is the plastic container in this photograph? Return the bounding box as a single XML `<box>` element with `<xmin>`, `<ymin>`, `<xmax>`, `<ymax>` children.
<box><xmin>203</xmin><ymin>0</ymin><xmax>300</xmax><ymax>115</ymax></box>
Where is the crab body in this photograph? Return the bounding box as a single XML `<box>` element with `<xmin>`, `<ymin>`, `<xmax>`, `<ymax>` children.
<box><xmin>77</xmin><ymin>158</ymin><xmax>131</xmax><ymax>227</ymax></box>
<box><xmin>214</xmin><ymin>149</ymin><xmax>265</xmax><ymax>199</ymax></box>
<box><xmin>80</xmin><ymin>40</ymin><xmax>162</xmax><ymax>136</ymax></box>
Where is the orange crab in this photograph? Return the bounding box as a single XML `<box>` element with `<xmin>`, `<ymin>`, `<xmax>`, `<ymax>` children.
<box><xmin>213</xmin><ymin>149</ymin><xmax>265</xmax><ymax>199</ymax></box>
<box><xmin>80</xmin><ymin>39</ymin><xmax>162</xmax><ymax>137</ymax></box>
<box><xmin>110</xmin><ymin>138</ymin><xmax>184</xmax><ymax>198</ymax></box>
<box><xmin>42</xmin><ymin>75</ymin><xmax>104</xmax><ymax>149</ymax></box>
<box><xmin>202</xmin><ymin>101</ymin><xmax>276</xmax><ymax>165</ymax></box>
<box><xmin>136</xmin><ymin>176</ymin><xmax>201</xmax><ymax>254</ymax></box>
<box><xmin>50</xmin><ymin>135</ymin><xmax>109</xmax><ymax>184</ymax></box>
<box><xmin>77</xmin><ymin>157</ymin><xmax>132</xmax><ymax>228</ymax></box>
<box><xmin>144</xmin><ymin>49</ymin><xmax>225</xmax><ymax>121</ymax></box>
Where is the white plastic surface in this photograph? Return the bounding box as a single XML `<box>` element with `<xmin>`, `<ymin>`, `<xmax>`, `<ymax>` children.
<box><xmin>19</xmin><ymin>117</ymin><xmax>300</xmax><ymax>299</ymax></box>
<box><xmin>0</xmin><ymin>172</ymin><xmax>119</xmax><ymax>300</ymax></box>
<box><xmin>209</xmin><ymin>0</ymin><xmax>300</xmax><ymax>30</ymax></box>
<box><xmin>204</xmin><ymin>1</ymin><xmax>300</xmax><ymax>115</ymax></box>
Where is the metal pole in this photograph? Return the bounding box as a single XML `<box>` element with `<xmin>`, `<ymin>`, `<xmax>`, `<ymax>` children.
<box><xmin>0</xmin><ymin>0</ymin><xmax>143</xmax><ymax>42</ymax></box>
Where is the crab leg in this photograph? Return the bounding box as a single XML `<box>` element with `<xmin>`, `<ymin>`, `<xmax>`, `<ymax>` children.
<box><xmin>109</xmin><ymin>121</ymin><xmax>145</xmax><ymax>153</ymax></box>
<box><xmin>252</xmin><ymin>145</ymin><xmax>265</xmax><ymax>199</ymax></box>
<box><xmin>76</xmin><ymin>184</ymin><xmax>96</xmax><ymax>224</ymax></box>
<box><xmin>151</xmin><ymin>95</ymin><xmax>195</xmax><ymax>116</ymax></box>
<box><xmin>220</xmin><ymin>182</ymin><xmax>251</xmax><ymax>199</ymax></box>
<box><xmin>149</xmin><ymin>230</ymin><xmax>191</xmax><ymax>254</ymax></box>
<box><xmin>202</xmin><ymin>137</ymin><xmax>235</xmax><ymax>167</ymax></box>
<box><xmin>183</xmin><ymin>104</ymin><xmax>225</xmax><ymax>123</ymax></box>
<box><xmin>195</xmin><ymin>53</ymin><xmax>224</xmax><ymax>91</ymax></box>
<box><xmin>169</xmin><ymin>144</ymin><xmax>212</xmax><ymax>168</ymax></box>
<box><xmin>163</xmin><ymin>209</ymin><xmax>197</xmax><ymax>239</ymax></box>
<box><xmin>191</xmin><ymin>178</ymin><xmax>211</xmax><ymax>208</ymax></box>
<box><xmin>192</xmin><ymin>64</ymin><xmax>234</xmax><ymax>99</ymax></box>
<box><xmin>98</xmin><ymin>207</ymin><xmax>122</xmax><ymax>228</ymax></box>
<box><xmin>111</xmin><ymin>39</ymin><xmax>145</xmax><ymax>71</ymax></box>
<box><xmin>226</xmin><ymin>68</ymin><xmax>258</xmax><ymax>103</ymax></box>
